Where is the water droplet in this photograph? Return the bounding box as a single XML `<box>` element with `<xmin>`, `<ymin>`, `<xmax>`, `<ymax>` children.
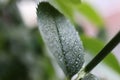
<box><xmin>76</xmin><ymin>61</ymin><xmax>78</xmax><ymax>64</ymax></box>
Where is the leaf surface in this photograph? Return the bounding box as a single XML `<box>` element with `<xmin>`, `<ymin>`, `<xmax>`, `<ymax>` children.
<box><xmin>37</xmin><ymin>2</ymin><xmax>84</xmax><ymax>78</ymax></box>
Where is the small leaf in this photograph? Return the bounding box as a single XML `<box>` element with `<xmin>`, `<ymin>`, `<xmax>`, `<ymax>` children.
<box><xmin>82</xmin><ymin>73</ymin><xmax>99</xmax><ymax>80</ymax></box>
<box><xmin>37</xmin><ymin>2</ymin><xmax>84</xmax><ymax>78</ymax></box>
<box><xmin>81</xmin><ymin>35</ymin><xmax>120</xmax><ymax>74</ymax></box>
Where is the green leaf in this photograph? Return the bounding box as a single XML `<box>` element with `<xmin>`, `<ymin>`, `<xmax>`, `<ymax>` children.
<box><xmin>50</xmin><ymin>0</ymin><xmax>75</xmax><ymax>23</ymax></box>
<box><xmin>54</xmin><ymin>0</ymin><xmax>81</xmax><ymax>4</ymax></box>
<box><xmin>81</xmin><ymin>35</ymin><xmax>120</xmax><ymax>74</ymax></box>
<box><xmin>37</xmin><ymin>2</ymin><xmax>84</xmax><ymax>78</ymax></box>
<box><xmin>49</xmin><ymin>0</ymin><xmax>103</xmax><ymax>26</ymax></box>
<box><xmin>77</xmin><ymin>3</ymin><xmax>104</xmax><ymax>27</ymax></box>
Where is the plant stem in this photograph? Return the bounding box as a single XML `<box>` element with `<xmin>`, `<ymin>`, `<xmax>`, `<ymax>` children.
<box><xmin>84</xmin><ymin>31</ymin><xmax>120</xmax><ymax>73</ymax></box>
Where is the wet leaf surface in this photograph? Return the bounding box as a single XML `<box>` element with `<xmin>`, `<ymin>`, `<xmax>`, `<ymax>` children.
<box><xmin>37</xmin><ymin>2</ymin><xmax>84</xmax><ymax>78</ymax></box>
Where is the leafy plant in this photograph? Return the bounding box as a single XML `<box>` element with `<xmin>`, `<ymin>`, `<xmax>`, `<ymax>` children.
<box><xmin>37</xmin><ymin>0</ymin><xmax>120</xmax><ymax>80</ymax></box>
<box><xmin>0</xmin><ymin>0</ymin><xmax>119</xmax><ymax>80</ymax></box>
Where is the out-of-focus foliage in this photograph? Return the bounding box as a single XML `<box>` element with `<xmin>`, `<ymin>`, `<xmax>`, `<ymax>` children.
<box><xmin>50</xmin><ymin>0</ymin><xmax>103</xmax><ymax>26</ymax></box>
<box><xmin>0</xmin><ymin>1</ymin><xmax>58</xmax><ymax>80</ymax></box>
<box><xmin>81</xmin><ymin>35</ymin><xmax>120</xmax><ymax>74</ymax></box>
<box><xmin>77</xmin><ymin>3</ymin><xmax>104</xmax><ymax>27</ymax></box>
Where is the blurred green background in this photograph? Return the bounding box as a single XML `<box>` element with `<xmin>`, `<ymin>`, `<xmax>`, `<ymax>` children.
<box><xmin>0</xmin><ymin>0</ymin><xmax>120</xmax><ymax>80</ymax></box>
